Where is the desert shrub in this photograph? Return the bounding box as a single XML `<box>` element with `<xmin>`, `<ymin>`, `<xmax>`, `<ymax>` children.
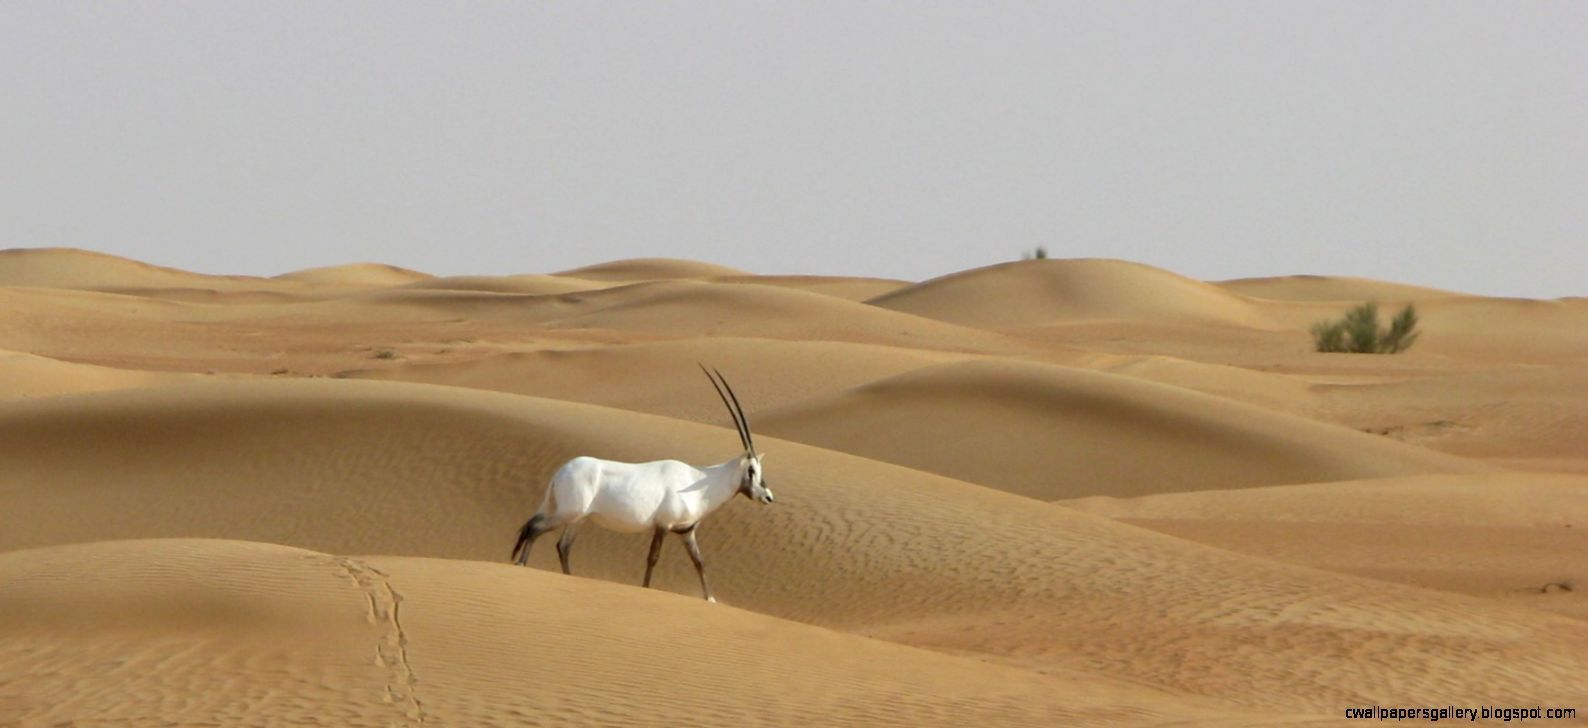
<box><xmin>1021</xmin><ymin>246</ymin><xmax>1049</xmax><ymax>260</ymax></box>
<box><xmin>1382</xmin><ymin>303</ymin><xmax>1421</xmax><ymax>353</ymax></box>
<box><xmin>1310</xmin><ymin>319</ymin><xmax>1346</xmax><ymax>352</ymax></box>
<box><xmin>1311</xmin><ymin>301</ymin><xmax>1420</xmax><ymax>354</ymax></box>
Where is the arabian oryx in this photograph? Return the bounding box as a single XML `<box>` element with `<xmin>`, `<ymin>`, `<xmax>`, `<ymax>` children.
<box><xmin>511</xmin><ymin>365</ymin><xmax>774</xmax><ymax>602</ymax></box>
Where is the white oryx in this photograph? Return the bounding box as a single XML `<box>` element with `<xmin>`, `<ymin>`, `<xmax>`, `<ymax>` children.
<box><xmin>511</xmin><ymin>365</ymin><xmax>774</xmax><ymax>602</ymax></box>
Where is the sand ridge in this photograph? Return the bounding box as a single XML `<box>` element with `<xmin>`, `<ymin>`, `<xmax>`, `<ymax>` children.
<box><xmin>2</xmin><ymin>378</ymin><xmax>1584</xmax><ymax>718</ymax></box>
<box><xmin>1</xmin><ymin>538</ymin><xmax>1334</xmax><ymax>726</ymax></box>
<box><xmin>345</xmin><ymin>337</ymin><xmax>970</xmax><ymax>423</ymax></box>
<box><xmin>757</xmin><ymin>357</ymin><xmax>1482</xmax><ymax>499</ymax></box>
<box><xmin>0</xmin><ymin>247</ymin><xmax>275</xmax><ymax>291</ymax></box>
<box><xmin>869</xmin><ymin>258</ymin><xmax>1271</xmax><ymax>328</ymax></box>
<box><xmin>532</xmin><ymin>278</ymin><xmax>1046</xmax><ymax>353</ymax></box>
<box><xmin>711</xmin><ymin>273</ymin><xmax>913</xmax><ymax>301</ymax></box>
<box><xmin>395</xmin><ymin>273</ymin><xmax>618</xmax><ymax>296</ymax></box>
<box><xmin>274</xmin><ymin>261</ymin><xmax>435</xmax><ymax>286</ymax></box>
<box><xmin>1065</xmin><ymin>472</ymin><xmax>1588</xmax><ymax>619</ymax></box>
<box><xmin>555</xmin><ymin>257</ymin><xmax>750</xmax><ymax>281</ymax></box>
<box><xmin>0</xmin><ymin>348</ymin><xmax>206</xmax><ymax>399</ymax></box>
<box><xmin>1214</xmin><ymin>274</ymin><xmax>1469</xmax><ymax>302</ymax></box>
<box><xmin>3</xmin><ymin>247</ymin><xmax>1586</xmax><ymax>724</ymax></box>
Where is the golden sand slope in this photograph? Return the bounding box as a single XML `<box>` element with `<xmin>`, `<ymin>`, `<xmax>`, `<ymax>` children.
<box><xmin>869</xmin><ymin>258</ymin><xmax>1269</xmax><ymax>327</ymax></box>
<box><xmin>1409</xmin><ymin>297</ymin><xmax>1588</xmax><ymax>360</ymax></box>
<box><xmin>1310</xmin><ymin>365</ymin><xmax>1588</xmax><ymax>464</ymax></box>
<box><xmin>0</xmin><ymin>540</ymin><xmax>401</xmax><ymax>725</ymax></box>
<box><xmin>1090</xmin><ymin>353</ymin><xmax>1320</xmax><ymax>414</ymax></box>
<box><xmin>0</xmin><ymin>285</ymin><xmax>399</xmax><ymax>373</ymax></box>
<box><xmin>758</xmin><ymin>358</ymin><xmax>1480</xmax><ymax>498</ymax></box>
<box><xmin>395</xmin><ymin>273</ymin><xmax>616</xmax><ymax>296</ymax></box>
<box><xmin>3</xmin><ymin>379</ymin><xmax>1584</xmax><ymax>716</ymax></box>
<box><xmin>348</xmin><ymin>337</ymin><xmax>968</xmax><ymax>422</ymax></box>
<box><xmin>712</xmin><ymin>273</ymin><xmax>912</xmax><ymax>301</ymax></box>
<box><xmin>555</xmin><ymin>257</ymin><xmax>749</xmax><ymax>281</ymax></box>
<box><xmin>0</xmin><ymin>247</ymin><xmax>271</xmax><ymax>290</ymax></box>
<box><xmin>4</xmin><ymin>248</ymin><xmax>1586</xmax><ymax>725</ymax></box>
<box><xmin>1215</xmin><ymin>274</ymin><xmax>1466</xmax><ymax>302</ymax></box>
<box><xmin>274</xmin><ymin>262</ymin><xmax>434</xmax><ymax>286</ymax></box>
<box><xmin>267</xmin><ymin>278</ymin><xmax>1034</xmax><ymax>354</ymax></box>
<box><xmin>1067</xmin><ymin>472</ymin><xmax>1588</xmax><ymax>619</ymax></box>
<box><xmin>0</xmin><ymin>286</ymin><xmax>238</xmax><ymax>367</ymax></box>
<box><xmin>5</xmin><ymin>539</ymin><xmax>1290</xmax><ymax>727</ymax></box>
<box><xmin>1250</xmin><ymin>296</ymin><xmax>1588</xmax><ymax>363</ymax></box>
<box><xmin>535</xmin><ymin>279</ymin><xmax>1034</xmax><ymax>352</ymax></box>
<box><xmin>0</xmin><ymin>349</ymin><xmax>204</xmax><ymax>398</ymax></box>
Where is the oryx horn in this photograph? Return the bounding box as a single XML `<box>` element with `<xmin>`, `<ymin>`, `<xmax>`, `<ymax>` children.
<box><xmin>699</xmin><ymin>364</ymin><xmax>754</xmax><ymax>452</ymax></box>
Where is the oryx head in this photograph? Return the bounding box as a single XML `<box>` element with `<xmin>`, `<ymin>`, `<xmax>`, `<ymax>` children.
<box><xmin>702</xmin><ymin>365</ymin><xmax>775</xmax><ymax>505</ymax></box>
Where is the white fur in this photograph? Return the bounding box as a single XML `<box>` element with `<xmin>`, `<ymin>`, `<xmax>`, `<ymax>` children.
<box><xmin>535</xmin><ymin>454</ymin><xmax>768</xmax><ymax>534</ymax></box>
<box><xmin>511</xmin><ymin>448</ymin><xmax>773</xmax><ymax>603</ymax></box>
<box><xmin>513</xmin><ymin>367</ymin><xmax>774</xmax><ymax>602</ymax></box>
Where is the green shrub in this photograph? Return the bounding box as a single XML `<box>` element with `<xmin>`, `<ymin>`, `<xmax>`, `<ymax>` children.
<box><xmin>1310</xmin><ymin>319</ymin><xmax>1346</xmax><ymax>352</ymax></box>
<box><xmin>1311</xmin><ymin>301</ymin><xmax>1420</xmax><ymax>354</ymax></box>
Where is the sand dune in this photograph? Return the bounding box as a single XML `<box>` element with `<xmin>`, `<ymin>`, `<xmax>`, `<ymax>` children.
<box><xmin>238</xmin><ymin>279</ymin><xmax>1030</xmax><ymax>361</ymax></box>
<box><xmin>1087</xmin><ymin>353</ymin><xmax>1587</xmax><ymax>470</ymax></box>
<box><xmin>556</xmin><ymin>257</ymin><xmax>749</xmax><ymax>281</ymax></box>
<box><xmin>4</xmin><ymin>247</ymin><xmax>1586</xmax><ymax>724</ymax></box>
<box><xmin>274</xmin><ymin>262</ymin><xmax>434</xmax><ymax>286</ymax></box>
<box><xmin>713</xmin><ymin>273</ymin><xmax>912</xmax><ymax>301</ymax></box>
<box><xmin>0</xmin><ymin>349</ymin><xmax>202</xmax><ymax>399</ymax></box>
<box><xmin>348</xmin><ymin>337</ymin><xmax>967</xmax><ymax>422</ymax></box>
<box><xmin>396</xmin><ymin>273</ymin><xmax>616</xmax><ymax>296</ymax></box>
<box><xmin>0</xmin><ymin>539</ymin><xmax>404</xmax><ymax>725</ymax></box>
<box><xmin>0</xmin><ymin>284</ymin><xmax>410</xmax><ymax>375</ymax></box>
<box><xmin>0</xmin><ymin>247</ymin><xmax>270</xmax><ymax>290</ymax></box>
<box><xmin>287</xmin><ymin>278</ymin><xmax>1033</xmax><ymax>355</ymax></box>
<box><xmin>1247</xmin><ymin>295</ymin><xmax>1588</xmax><ymax>363</ymax></box>
<box><xmin>1065</xmin><ymin>472</ymin><xmax>1588</xmax><ymax>619</ymax></box>
<box><xmin>3</xmin><ymin>539</ymin><xmax>1288</xmax><ymax>727</ymax></box>
<box><xmin>1310</xmin><ymin>364</ymin><xmax>1588</xmax><ymax>464</ymax></box>
<box><xmin>757</xmin><ymin>358</ymin><xmax>1480</xmax><ymax>499</ymax></box>
<box><xmin>0</xmin><ymin>286</ymin><xmax>229</xmax><ymax>367</ymax></box>
<box><xmin>538</xmin><ymin>279</ymin><xmax>1036</xmax><ymax>353</ymax></box>
<box><xmin>4</xmin><ymin>379</ymin><xmax>1583</xmax><ymax>717</ymax></box>
<box><xmin>868</xmin><ymin>258</ymin><xmax>1269</xmax><ymax>328</ymax></box>
<box><xmin>1410</xmin><ymin>296</ymin><xmax>1588</xmax><ymax>360</ymax></box>
<box><xmin>1091</xmin><ymin>352</ymin><xmax>1321</xmax><ymax>413</ymax></box>
<box><xmin>1215</xmin><ymin>274</ymin><xmax>1466</xmax><ymax>302</ymax></box>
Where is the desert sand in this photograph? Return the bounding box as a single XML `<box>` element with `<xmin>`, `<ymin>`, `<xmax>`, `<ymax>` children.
<box><xmin>2</xmin><ymin>247</ymin><xmax>1584</xmax><ymax>726</ymax></box>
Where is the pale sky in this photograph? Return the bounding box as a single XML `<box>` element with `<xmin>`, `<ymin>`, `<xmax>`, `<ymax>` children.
<box><xmin>2</xmin><ymin>2</ymin><xmax>1583</xmax><ymax>297</ymax></box>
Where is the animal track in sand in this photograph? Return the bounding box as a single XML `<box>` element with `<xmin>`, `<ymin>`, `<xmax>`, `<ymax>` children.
<box><xmin>334</xmin><ymin>556</ymin><xmax>426</xmax><ymax>724</ymax></box>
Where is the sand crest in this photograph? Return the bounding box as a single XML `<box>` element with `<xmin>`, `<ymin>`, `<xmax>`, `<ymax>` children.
<box><xmin>3</xmin><ymin>249</ymin><xmax>1585</xmax><ymax>724</ymax></box>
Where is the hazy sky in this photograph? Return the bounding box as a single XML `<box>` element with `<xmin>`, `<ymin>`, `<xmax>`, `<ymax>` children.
<box><xmin>2</xmin><ymin>2</ymin><xmax>1583</xmax><ymax>297</ymax></box>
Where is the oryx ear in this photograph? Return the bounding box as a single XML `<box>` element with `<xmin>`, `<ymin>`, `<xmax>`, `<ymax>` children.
<box><xmin>755</xmin><ymin>452</ymin><xmax>766</xmax><ymax>461</ymax></box>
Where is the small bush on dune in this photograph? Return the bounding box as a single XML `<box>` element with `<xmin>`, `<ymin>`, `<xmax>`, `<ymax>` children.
<box><xmin>1311</xmin><ymin>319</ymin><xmax>1346</xmax><ymax>352</ymax></box>
<box><xmin>1384</xmin><ymin>304</ymin><xmax>1421</xmax><ymax>352</ymax></box>
<box><xmin>1311</xmin><ymin>301</ymin><xmax>1420</xmax><ymax>354</ymax></box>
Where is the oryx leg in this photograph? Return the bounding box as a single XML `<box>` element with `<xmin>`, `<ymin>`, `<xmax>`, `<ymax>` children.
<box><xmin>677</xmin><ymin>526</ymin><xmax>715</xmax><ymax>603</ymax></box>
<box><xmin>556</xmin><ymin>524</ymin><xmax>581</xmax><ymax>575</ymax></box>
<box><xmin>512</xmin><ymin>513</ymin><xmax>555</xmax><ymax>567</ymax></box>
<box><xmin>643</xmin><ymin>526</ymin><xmax>667</xmax><ymax>588</ymax></box>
